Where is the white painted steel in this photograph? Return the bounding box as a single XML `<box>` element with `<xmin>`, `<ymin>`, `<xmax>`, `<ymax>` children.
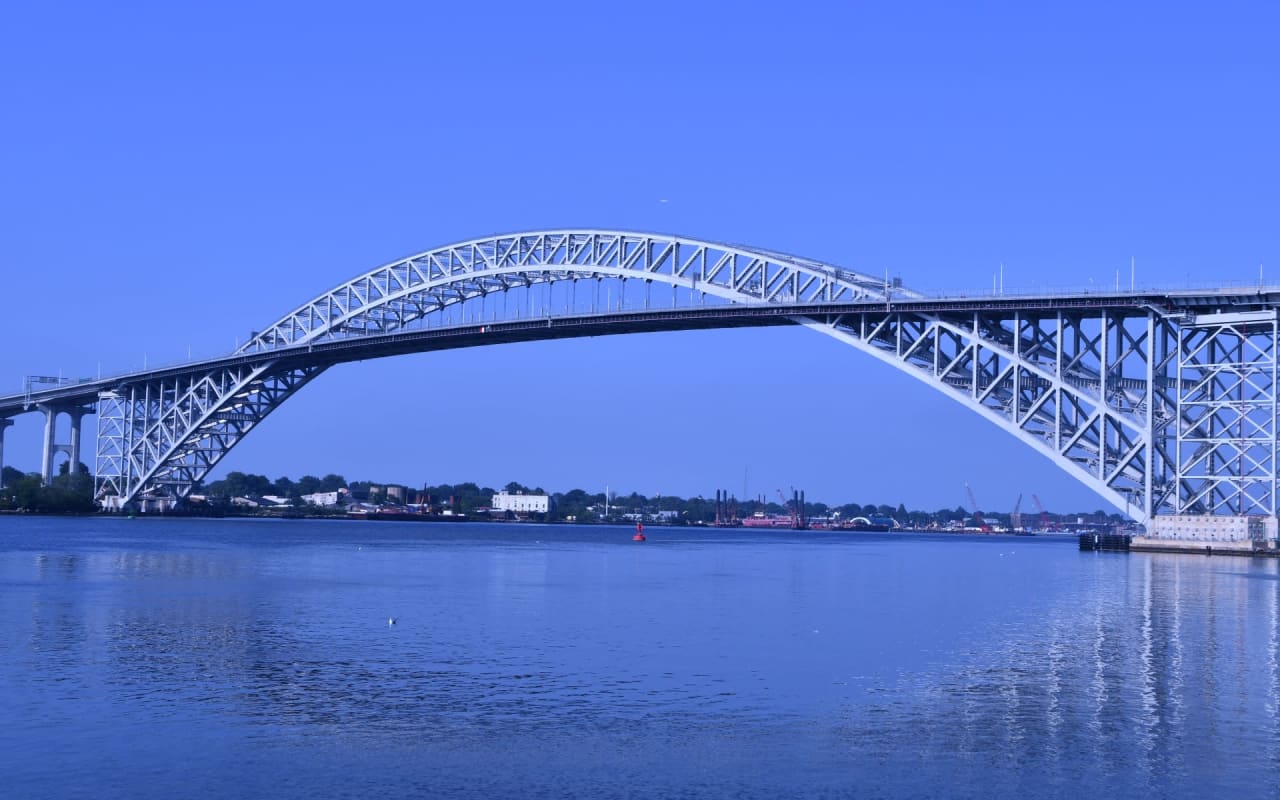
<box><xmin>796</xmin><ymin>304</ymin><xmax>1280</xmax><ymax>526</ymax></box>
<box><xmin>96</xmin><ymin>232</ymin><xmax>913</xmax><ymax>508</ymax></box>
<box><xmin>237</xmin><ymin>231</ymin><xmax>916</xmax><ymax>354</ymax></box>
<box><xmin>81</xmin><ymin>228</ymin><xmax>1280</xmax><ymax>521</ymax></box>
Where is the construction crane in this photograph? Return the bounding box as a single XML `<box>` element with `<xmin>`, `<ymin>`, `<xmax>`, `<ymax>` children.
<box><xmin>1011</xmin><ymin>493</ymin><xmax>1023</xmax><ymax>531</ymax></box>
<box><xmin>775</xmin><ymin>488</ymin><xmax>807</xmax><ymax>529</ymax></box>
<box><xmin>964</xmin><ymin>482</ymin><xmax>990</xmax><ymax>532</ymax></box>
<box><xmin>776</xmin><ymin>489</ymin><xmax>797</xmax><ymax>528</ymax></box>
<box><xmin>1031</xmin><ymin>494</ymin><xmax>1050</xmax><ymax>531</ymax></box>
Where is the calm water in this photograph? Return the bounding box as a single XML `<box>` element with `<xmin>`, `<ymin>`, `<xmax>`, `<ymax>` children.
<box><xmin>3</xmin><ymin>517</ymin><xmax>1280</xmax><ymax>798</ymax></box>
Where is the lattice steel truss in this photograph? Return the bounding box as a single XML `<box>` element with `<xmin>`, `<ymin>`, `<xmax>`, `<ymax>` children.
<box><xmin>802</xmin><ymin>306</ymin><xmax>1280</xmax><ymax>524</ymax></box>
<box><xmin>238</xmin><ymin>230</ymin><xmax>914</xmax><ymax>353</ymax></box>
<box><xmin>1175</xmin><ymin>312</ymin><xmax>1278</xmax><ymax>516</ymax></box>
<box><xmin>96</xmin><ymin>231</ymin><xmax>911</xmax><ymax>508</ymax></box>
<box><xmin>94</xmin><ymin>363</ymin><xmax>324</xmax><ymax>508</ymax></box>
<box><xmin>86</xmin><ymin>228</ymin><xmax>1280</xmax><ymax>521</ymax></box>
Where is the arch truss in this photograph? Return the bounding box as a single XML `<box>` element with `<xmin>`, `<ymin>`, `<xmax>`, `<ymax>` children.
<box><xmin>95</xmin><ymin>231</ymin><xmax>909</xmax><ymax>508</ymax></box>
<box><xmin>88</xmin><ymin>229</ymin><xmax>1280</xmax><ymax>523</ymax></box>
<box><xmin>237</xmin><ymin>230</ymin><xmax>914</xmax><ymax>354</ymax></box>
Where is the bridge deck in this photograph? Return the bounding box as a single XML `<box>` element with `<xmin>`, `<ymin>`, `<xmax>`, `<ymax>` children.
<box><xmin>4</xmin><ymin>288</ymin><xmax>1278</xmax><ymax>418</ymax></box>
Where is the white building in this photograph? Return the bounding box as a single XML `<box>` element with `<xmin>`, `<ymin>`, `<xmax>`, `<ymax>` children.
<box><xmin>231</xmin><ymin>496</ymin><xmax>289</xmax><ymax>508</ymax></box>
<box><xmin>492</xmin><ymin>490</ymin><xmax>549</xmax><ymax>514</ymax></box>
<box><xmin>302</xmin><ymin>489</ymin><xmax>347</xmax><ymax>507</ymax></box>
<box><xmin>1135</xmin><ymin>514</ymin><xmax>1278</xmax><ymax>552</ymax></box>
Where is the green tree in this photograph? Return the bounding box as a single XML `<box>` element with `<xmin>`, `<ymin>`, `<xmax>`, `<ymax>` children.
<box><xmin>320</xmin><ymin>474</ymin><xmax>346</xmax><ymax>492</ymax></box>
<box><xmin>0</xmin><ymin>472</ymin><xmax>93</xmax><ymax>513</ymax></box>
<box><xmin>52</xmin><ymin>461</ymin><xmax>93</xmax><ymax>495</ymax></box>
<box><xmin>682</xmin><ymin>495</ymin><xmax>715</xmax><ymax>524</ymax></box>
<box><xmin>296</xmin><ymin>475</ymin><xmax>322</xmax><ymax>495</ymax></box>
<box><xmin>1</xmin><ymin>466</ymin><xmax>25</xmax><ymax>487</ymax></box>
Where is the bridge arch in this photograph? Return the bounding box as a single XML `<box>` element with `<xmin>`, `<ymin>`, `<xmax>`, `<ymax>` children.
<box><xmin>85</xmin><ymin>229</ymin><xmax>1280</xmax><ymax>526</ymax></box>
<box><xmin>237</xmin><ymin>230</ymin><xmax>919</xmax><ymax>353</ymax></box>
<box><xmin>96</xmin><ymin>231</ymin><xmax>921</xmax><ymax>509</ymax></box>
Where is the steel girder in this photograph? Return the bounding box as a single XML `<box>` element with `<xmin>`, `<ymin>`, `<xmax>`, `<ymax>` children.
<box><xmin>96</xmin><ymin>231</ymin><xmax>914</xmax><ymax>508</ymax></box>
<box><xmin>799</xmin><ymin>306</ymin><xmax>1280</xmax><ymax>525</ymax></box>
<box><xmin>1174</xmin><ymin>312</ymin><xmax>1278</xmax><ymax>518</ymax></box>
<box><xmin>94</xmin><ymin>361</ymin><xmax>324</xmax><ymax>508</ymax></box>
<box><xmin>238</xmin><ymin>231</ymin><xmax>918</xmax><ymax>354</ymax></box>
<box><xmin>88</xmin><ymin>226</ymin><xmax>1280</xmax><ymax>519</ymax></box>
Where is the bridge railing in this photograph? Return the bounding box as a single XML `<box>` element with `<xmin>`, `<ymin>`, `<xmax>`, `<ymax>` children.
<box><xmin>8</xmin><ymin>281</ymin><xmax>1280</xmax><ymax>409</ymax></box>
<box><xmin>920</xmin><ymin>279</ymin><xmax>1280</xmax><ymax>301</ymax></box>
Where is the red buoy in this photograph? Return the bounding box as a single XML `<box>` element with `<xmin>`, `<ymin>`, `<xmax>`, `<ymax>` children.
<box><xmin>633</xmin><ymin>522</ymin><xmax>646</xmax><ymax>542</ymax></box>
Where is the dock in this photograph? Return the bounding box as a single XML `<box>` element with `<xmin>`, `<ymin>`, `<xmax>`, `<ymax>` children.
<box><xmin>1078</xmin><ymin>532</ymin><xmax>1131</xmax><ymax>552</ymax></box>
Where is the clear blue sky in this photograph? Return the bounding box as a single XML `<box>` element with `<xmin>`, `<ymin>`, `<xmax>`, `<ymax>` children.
<box><xmin>1</xmin><ymin>2</ymin><xmax>1277</xmax><ymax>513</ymax></box>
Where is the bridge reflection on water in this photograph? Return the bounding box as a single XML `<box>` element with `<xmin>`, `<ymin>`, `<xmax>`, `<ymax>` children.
<box><xmin>5</xmin><ymin>519</ymin><xmax>1278</xmax><ymax>797</ymax></box>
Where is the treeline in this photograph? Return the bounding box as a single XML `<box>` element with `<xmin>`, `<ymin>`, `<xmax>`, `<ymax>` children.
<box><xmin>192</xmin><ymin>471</ymin><xmax>1125</xmax><ymax>526</ymax></box>
<box><xmin>0</xmin><ymin>464</ymin><xmax>1129</xmax><ymax>525</ymax></box>
<box><xmin>0</xmin><ymin>465</ymin><xmax>96</xmax><ymax>514</ymax></box>
<box><xmin>202</xmin><ymin>472</ymin><xmax>349</xmax><ymax>498</ymax></box>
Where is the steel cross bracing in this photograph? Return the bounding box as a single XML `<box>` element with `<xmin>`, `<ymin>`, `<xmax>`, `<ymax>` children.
<box><xmin>73</xmin><ymin>226</ymin><xmax>1280</xmax><ymax>518</ymax></box>
<box><xmin>237</xmin><ymin>230</ymin><xmax>916</xmax><ymax>354</ymax></box>
<box><xmin>1175</xmin><ymin>312</ymin><xmax>1278</xmax><ymax>517</ymax></box>
<box><xmin>800</xmin><ymin>305</ymin><xmax>1280</xmax><ymax>525</ymax></box>
<box><xmin>94</xmin><ymin>363</ymin><xmax>324</xmax><ymax>509</ymax></box>
<box><xmin>95</xmin><ymin>231</ymin><xmax>911</xmax><ymax>508</ymax></box>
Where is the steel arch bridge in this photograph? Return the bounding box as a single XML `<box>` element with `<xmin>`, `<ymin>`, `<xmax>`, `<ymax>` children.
<box><xmin>2</xmin><ymin>229</ymin><xmax>1278</xmax><ymax>525</ymax></box>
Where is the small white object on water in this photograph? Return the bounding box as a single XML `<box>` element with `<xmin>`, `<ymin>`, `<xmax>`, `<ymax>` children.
<box><xmin>388</xmin><ymin>617</ymin><xmax>397</xmax><ymax>626</ymax></box>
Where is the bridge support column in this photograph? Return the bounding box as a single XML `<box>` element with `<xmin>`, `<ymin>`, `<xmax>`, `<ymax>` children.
<box><xmin>39</xmin><ymin>405</ymin><xmax>57</xmax><ymax>487</ymax></box>
<box><xmin>36</xmin><ymin>405</ymin><xmax>89</xmax><ymax>487</ymax></box>
<box><xmin>0</xmin><ymin>417</ymin><xmax>12</xmax><ymax>489</ymax></box>
<box><xmin>67</xmin><ymin>407</ymin><xmax>87</xmax><ymax>480</ymax></box>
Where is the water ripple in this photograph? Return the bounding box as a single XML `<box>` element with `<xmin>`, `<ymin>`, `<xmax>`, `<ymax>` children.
<box><xmin>4</xmin><ymin>520</ymin><xmax>1280</xmax><ymax>798</ymax></box>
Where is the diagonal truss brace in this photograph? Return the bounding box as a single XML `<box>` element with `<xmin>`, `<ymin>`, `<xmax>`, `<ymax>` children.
<box><xmin>95</xmin><ymin>360</ymin><xmax>325</xmax><ymax>508</ymax></box>
<box><xmin>794</xmin><ymin>307</ymin><xmax>1190</xmax><ymax>525</ymax></box>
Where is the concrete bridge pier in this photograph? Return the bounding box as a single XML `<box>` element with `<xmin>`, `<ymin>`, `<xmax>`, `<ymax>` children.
<box><xmin>38</xmin><ymin>405</ymin><xmax>91</xmax><ymax>486</ymax></box>
<box><xmin>67</xmin><ymin>406</ymin><xmax>88</xmax><ymax>482</ymax></box>
<box><xmin>0</xmin><ymin>417</ymin><xmax>12</xmax><ymax>488</ymax></box>
<box><xmin>39</xmin><ymin>405</ymin><xmax>55</xmax><ymax>486</ymax></box>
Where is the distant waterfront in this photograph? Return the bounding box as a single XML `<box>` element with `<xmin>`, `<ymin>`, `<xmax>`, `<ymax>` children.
<box><xmin>1</xmin><ymin>467</ymin><xmax>1128</xmax><ymax>532</ymax></box>
<box><xmin>4</xmin><ymin>517</ymin><xmax>1280</xmax><ymax>799</ymax></box>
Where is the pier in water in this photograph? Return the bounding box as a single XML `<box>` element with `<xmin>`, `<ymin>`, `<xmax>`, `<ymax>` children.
<box><xmin>3</xmin><ymin>517</ymin><xmax>1279</xmax><ymax>798</ymax></box>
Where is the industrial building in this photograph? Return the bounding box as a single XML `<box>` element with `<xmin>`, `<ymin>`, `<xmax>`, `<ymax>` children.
<box><xmin>492</xmin><ymin>490</ymin><xmax>549</xmax><ymax>515</ymax></box>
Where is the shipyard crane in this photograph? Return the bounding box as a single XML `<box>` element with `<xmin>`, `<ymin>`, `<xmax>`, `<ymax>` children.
<box><xmin>1011</xmin><ymin>494</ymin><xmax>1023</xmax><ymax>531</ymax></box>
<box><xmin>777</xmin><ymin>488</ymin><xmax>798</xmax><ymax>528</ymax></box>
<box><xmin>1031</xmin><ymin>494</ymin><xmax>1051</xmax><ymax>531</ymax></box>
<box><xmin>964</xmin><ymin>482</ymin><xmax>990</xmax><ymax>532</ymax></box>
<box><xmin>775</xmin><ymin>487</ymin><xmax>807</xmax><ymax>529</ymax></box>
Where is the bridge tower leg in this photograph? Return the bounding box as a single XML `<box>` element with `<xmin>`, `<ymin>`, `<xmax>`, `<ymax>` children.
<box><xmin>94</xmin><ymin>390</ymin><xmax>128</xmax><ymax>510</ymax></box>
<box><xmin>67</xmin><ymin>407</ymin><xmax>88</xmax><ymax>480</ymax></box>
<box><xmin>39</xmin><ymin>405</ymin><xmax>57</xmax><ymax>487</ymax></box>
<box><xmin>0</xmin><ymin>417</ymin><xmax>12</xmax><ymax>489</ymax></box>
<box><xmin>36</xmin><ymin>405</ymin><xmax>93</xmax><ymax>487</ymax></box>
